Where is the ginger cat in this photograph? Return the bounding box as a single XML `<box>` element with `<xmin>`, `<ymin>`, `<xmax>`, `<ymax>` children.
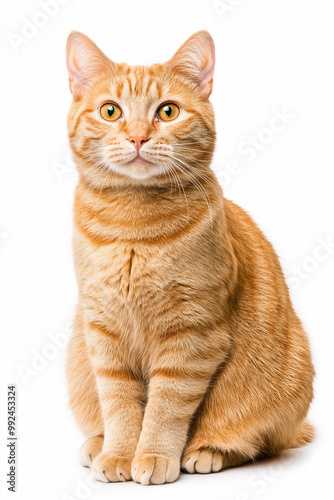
<box><xmin>65</xmin><ymin>30</ymin><xmax>314</xmax><ymax>485</ymax></box>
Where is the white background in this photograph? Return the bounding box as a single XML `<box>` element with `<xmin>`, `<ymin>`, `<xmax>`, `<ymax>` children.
<box><xmin>1</xmin><ymin>0</ymin><xmax>334</xmax><ymax>499</ymax></box>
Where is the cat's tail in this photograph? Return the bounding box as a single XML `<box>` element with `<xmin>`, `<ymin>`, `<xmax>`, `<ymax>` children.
<box><xmin>290</xmin><ymin>420</ymin><xmax>315</xmax><ymax>448</ymax></box>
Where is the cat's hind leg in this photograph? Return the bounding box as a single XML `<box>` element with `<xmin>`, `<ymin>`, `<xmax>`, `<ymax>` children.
<box><xmin>182</xmin><ymin>357</ymin><xmax>312</xmax><ymax>474</ymax></box>
<box><xmin>182</xmin><ymin>447</ymin><xmax>249</xmax><ymax>473</ymax></box>
<box><xmin>181</xmin><ymin>369</ymin><xmax>261</xmax><ymax>473</ymax></box>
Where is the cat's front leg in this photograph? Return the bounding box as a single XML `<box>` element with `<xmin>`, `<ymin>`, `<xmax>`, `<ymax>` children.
<box><xmin>132</xmin><ymin>373</ymin><xmax>211</xmax><ymax>485</ymax></box>
<box><xmin>132</xmin><ymin>332</ymin><xmax>229</xmax><ymax>485</ymax></box>
<box><xmin>85</xmin><ymin>322</ymin><xmax>144</xmax><ymax>482</ymax></box>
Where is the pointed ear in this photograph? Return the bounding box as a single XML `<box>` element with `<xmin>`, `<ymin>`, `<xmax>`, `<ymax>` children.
<box><xmin>167</xmin><ymin>31</ymin><xmax>215</xmax><ymax>99</ymax></box>
<box><xmin>66</xmin><ymin>31</ymin><xmax>114</xmax><ymax>99</ymax></box>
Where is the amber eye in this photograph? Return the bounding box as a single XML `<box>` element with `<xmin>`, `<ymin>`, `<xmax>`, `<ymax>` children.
<box><xmin>157</xmin><ymin>103</ymin><xmax>180</xmax><ymax>121</ymax></box>
<box><xmin>100</xmin><ymin>102</ymin><xmax>122</xmax><ymax>121</ymax></box>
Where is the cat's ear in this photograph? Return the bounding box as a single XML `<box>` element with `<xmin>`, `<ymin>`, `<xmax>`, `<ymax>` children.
<box><xmin>66</xmin><ymin>31</ymin><xmax>114</xmax><ymax>99</ymax></box>
<box><xmin>167</xmin><ymin>31</ymin><xmax>215</xmax><ymax>99</ymax></box>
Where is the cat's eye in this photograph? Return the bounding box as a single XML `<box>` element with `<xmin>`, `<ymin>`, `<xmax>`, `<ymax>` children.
<box><xmin>100</xmin><ymin>102</ymin><xmax>122</xmax><ymax>122</ymax></box>
<box><xmin>157</xmin><ymin>103</ymin><xmax>180</xmax><ymax>122</ymax></box>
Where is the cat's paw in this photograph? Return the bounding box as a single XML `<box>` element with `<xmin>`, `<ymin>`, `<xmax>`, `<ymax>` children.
<box><xmin>91</xmin><ymin>452</ymin><xmax>132</xmax><ymax>482</ymax></box>
<box><xmin>79</xmin><ymin>435</ymin><xmax>104</xmax><ymax>468</ymax></box>
<box><xmin>181</xmin><ymin>448</ymin><xmax>223</xmax><ymax>473</ymax></box>
<box><xmin>131</xmin><ymin>453</ymin><xmax>180</xmax><ymax>485</ymax></box>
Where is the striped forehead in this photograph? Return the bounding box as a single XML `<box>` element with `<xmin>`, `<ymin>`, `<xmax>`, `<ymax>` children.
<box><xmin>116</xmin><ymin>67</ymin><xmax>162</xmax><ymax>102</ymax></box>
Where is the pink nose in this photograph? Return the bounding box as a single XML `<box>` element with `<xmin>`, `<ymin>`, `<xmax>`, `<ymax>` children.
<box><xmin>127</xmin><ymin>135</ymin><xmax>150</xmax><ymax>151</ymax></box>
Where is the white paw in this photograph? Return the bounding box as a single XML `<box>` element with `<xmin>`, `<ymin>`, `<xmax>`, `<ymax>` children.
<box><xmin>132</xmin><ymin>453</ymin><xmax>180</xmax><ymax>485</ymax></box>
<box><xmin>91</xmin><ymin>452</ymin><xmax>132</xmax><ymax>482</ymax></box>
<box><xmin>78</xmin><ymin>435</ymin><xmax>104</xmax><ymax>468</ymax></box>
<box><xmin>182</xmin><ymin>448</ymin><xmax>223</xmax><ymax>473</ymax></box>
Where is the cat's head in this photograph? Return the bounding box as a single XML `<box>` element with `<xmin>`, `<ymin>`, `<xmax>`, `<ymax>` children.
<box><xmin>66</xmin><ymin>31</ymin><xmax>216</xmax><ymax>189</ymax></box>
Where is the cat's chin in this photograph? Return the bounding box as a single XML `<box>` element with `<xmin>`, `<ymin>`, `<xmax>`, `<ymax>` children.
<box><xmin>114</xmin><ymin>159</ymin><xmax>162</xmax><ymax>181</ymax></box>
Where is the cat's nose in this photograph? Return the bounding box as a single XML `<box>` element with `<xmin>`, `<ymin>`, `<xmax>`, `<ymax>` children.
<box><xmin>127</xmin><ymin>135</ymin><xmax>151</xmax><ymax>151</ymax></box>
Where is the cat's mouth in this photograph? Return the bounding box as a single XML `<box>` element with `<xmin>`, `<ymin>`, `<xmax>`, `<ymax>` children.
<box><xmin>125</xmin><ymin>149</ymin><xmax>155</xmax><ymax>164</ymax></box>
<box><xmin>114</xmin><ymin>156</ymin><xmax>162</xmax><ymax>180</ymax></box>
<box><xmin>126</xmin><ymin>155</ymin><xmax>154</xmax><ymax>165</ymax></box>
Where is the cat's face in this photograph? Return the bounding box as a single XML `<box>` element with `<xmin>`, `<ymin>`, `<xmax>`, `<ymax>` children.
<box><xmin>66</xmin><ymin>31</ymin><xmax>216</xmax><ymax>188</ymax></box>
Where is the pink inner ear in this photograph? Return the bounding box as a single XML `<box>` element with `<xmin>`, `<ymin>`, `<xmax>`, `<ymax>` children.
<box><xmin>68</xmin><ymin>72</ymin><xmax>85</xmax><ymax>98</ymax></box>
<box><xmin>201</xmin><ymin>56</ymin><xmax>214</xmax><ymax>83</ymax></box>
<box><xmin>66</xmin><ymin>32</ymin><xmax>113</xmax><ymax>98</ymax></box>
<box><xmin>68</xmin><ymin>58</ymin><xmax>84</xmax><ymax>85</ymax></box>
<box><xmin>195</xmin><ymin>49</ymin><xmax>215</xmax><ymax>98</ymax></box>
<box><xmin>167</xmin><ymin>31</ymin><xmax>215</xmax><ymax>98</ymax></box>
<box><xmin>67</xmin><ymin>53</ymin><xmax>86</xmax><ymax>97</ymax></box>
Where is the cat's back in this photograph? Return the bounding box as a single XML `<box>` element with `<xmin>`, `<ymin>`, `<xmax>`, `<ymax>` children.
<box><xmin>222</xmin><ymin>195</ymin><xmax>298</xmax><ymax>331</ymax></box>
<box><xmin>223</xmin><ymin>196</ymin><xmax>285</xmax><ymax>281</ymax></box>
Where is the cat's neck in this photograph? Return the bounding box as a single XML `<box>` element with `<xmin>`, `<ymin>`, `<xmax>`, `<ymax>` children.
<box><xmin>73</xmin><ymin>177</ymin><xmax>224</xmax><ymax>245</ymax></box>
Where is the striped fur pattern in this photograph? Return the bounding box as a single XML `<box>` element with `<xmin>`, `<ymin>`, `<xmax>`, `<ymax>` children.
<box><xmin>65</xmin><ymin>31</ymin><xmax>314</xmax><ymax>485</ymax></box>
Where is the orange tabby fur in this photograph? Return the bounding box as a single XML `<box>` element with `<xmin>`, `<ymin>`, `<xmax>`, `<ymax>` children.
<box><xmin>65</xmin><ymin>30</ymin><xmax>314</xmax><ymax>485</ymax></box>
